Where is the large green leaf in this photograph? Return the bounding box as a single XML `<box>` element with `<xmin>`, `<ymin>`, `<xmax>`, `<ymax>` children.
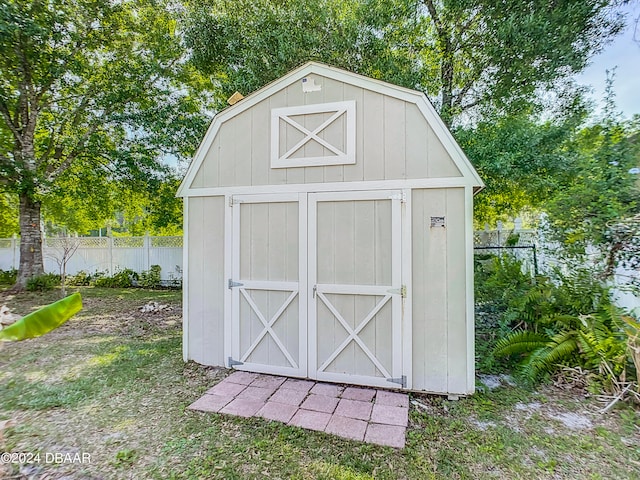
<box><xmin>0</xmin><ymin>293</ymin><xmax>82</xmax><ymax>342</ymax></box>
<box><xmin>493</xmin><ymin>330</ymin><xmax>549</xmax><ymax>357</ymax></box>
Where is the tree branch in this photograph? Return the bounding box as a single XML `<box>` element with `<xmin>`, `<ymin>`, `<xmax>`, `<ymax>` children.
<box><xmin>0</xmin><ymin>100</ymin><xmax>23</xmax><ymax>145</ymax></box>
<box><xmin>423</xmin><ymin>0</ymin><xmax>444</xmax><ymax>35</ymax></box>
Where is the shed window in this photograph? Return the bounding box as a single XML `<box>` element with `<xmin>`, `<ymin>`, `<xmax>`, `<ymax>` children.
<box><xmin>270</xmin><ymin>101</ymin><xmax>356</xmax><ymax>168</ymax></box>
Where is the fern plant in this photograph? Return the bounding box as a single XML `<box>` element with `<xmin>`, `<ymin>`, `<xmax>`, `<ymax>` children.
<box><xmin>494</xmin><ymin>306</ymin><xmax>631</xmax><ymax>388</ymax></box>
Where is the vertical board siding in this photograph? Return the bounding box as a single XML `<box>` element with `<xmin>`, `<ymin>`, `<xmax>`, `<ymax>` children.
<box><xmin>315</xmin><ymin>198</ymin><xmax>393</xmax><ymax>378</ymax></box>
<box><xmin>267</xmin><ymin>90</ymin><xmax>288</xmax><ymax>185</ymax></box>
<box><xmin>188</xmin><ymin>74</ymin><xmax>464</xmax><ymax>190</ymax></box>
<box><xmin>383</xmin><ymin>96</ymin><xmax>406</xmax><ymax>180</ymax></box>
<box><xmin>405</xmin><ymin>104</ymin><xmax>429</xmax><ymax>179</ymax></box>
<box><xmin>362</xmin><ymin>89</ymin><xmax>385</xmax><ymax>180</ymax></box>
<box><xmin>251</xmin><ymin>99</ymin><xmax>271</xmax><ymax>185</ymax></box>
<box><xmin>187</xmin><ymin>196</ymin><xmax>225</xmax><ymax>366</ymax></box>
<box><xmin>411</xmin><ymin>188</ymin><xmax>469</xmax><ymax>394</ymax></box>
<box><xmin>218</xmin><ymin>119</ymin><xmax>236</xmax><ymax>187</ymax></box>
<box><xmin>238</xmin><ymin>201</ymin><xmax>299</xmax><ymax>369</ymax></box>
<box><xmin>233</xmin><ymin>110</ymin><xmax>252</xmax><ymax>186</ymax></box>
<box><xmin>322</xmin><ymin>78</ymin><xmax>346</xmax><ymax>183</ymax></box>
<box><xmin>283</xmin><ymin>80</ymin><xmax>306</xmax><ymax>185</ymax></box>
<box><xmin>427</xmin><ymin>127</ymin><xmax>462</xmax><ymax>178</ymax></box>
<box><xmin>412</xmin><ymin>189</ymin><xmax>448</xmax><ymax>392</ymax></box>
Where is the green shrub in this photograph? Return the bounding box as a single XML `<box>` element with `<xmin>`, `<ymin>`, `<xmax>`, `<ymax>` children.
<box><xmin>166</xmin><ymin>266</ymin><xmax>182</xmax><ymax>289</ymax></box>
<box><xmin>138</xmin><ymin>265</ymin><xmax>162</xmax><ymax>289</ymax></box>
<box><xmin>67</xmin><ymin>270</ymin><xmax>95</xmax><ymax>286</ymax></box>
<box><xmin>94</xmin><ymin>269</ymin><xmax>138</xmax><ymax>288</ymax></box>
<box><xmin>0</xmin><ymin>268</ymin><xmax>17</xmax><ymax>285</ymax></box>
<box><xmin>26</xmin><ymin>273</ymin><xmax>61</xmax><ymax>291</ymax></box>
<box><xmin>494</xmin><ymin>306</ymin><xmax>631</xmax><ymax>391</ymax></box>
<box><xmin>474</xmin><ymin>254</ymin><xmax>535</xmax><ymax>373</ymax></box>
<box><xmin>475</xmin><ymin>254</ymin><xmax>620</xmax><ymax>381</ymax></box>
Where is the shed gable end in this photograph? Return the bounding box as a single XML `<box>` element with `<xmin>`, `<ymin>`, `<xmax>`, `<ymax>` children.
<box><xmin>180</xmin><ymin>63</ymin><xmax>481</xmax><ymax>195</ymax></box>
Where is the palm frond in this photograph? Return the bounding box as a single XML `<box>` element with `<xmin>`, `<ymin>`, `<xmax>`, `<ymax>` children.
<box><xmin>493</xmin><ymin>330</ymin><xmax>549</xmax><ymax>358</ymax></box>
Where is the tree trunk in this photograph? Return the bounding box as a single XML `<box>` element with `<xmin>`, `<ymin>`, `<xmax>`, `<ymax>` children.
<box><xmin>15</xmin><ymin>193</ymin><xmax>45</xmax><ymax>289</ymax></box>
<box><xmin>440</xmin><ymin>35</ymin><xmax>454</xmax><ymax>128</ymax></box>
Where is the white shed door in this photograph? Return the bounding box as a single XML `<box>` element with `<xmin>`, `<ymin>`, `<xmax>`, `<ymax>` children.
<box><xmin>308</xmin><ymin>191</ymin><xmax>404</xmax><ymax>388</ymax></box>
<box><xmin>230</xmin><ymin>193</ymin><xmax>307</xmax><ymax>377</ymax></box>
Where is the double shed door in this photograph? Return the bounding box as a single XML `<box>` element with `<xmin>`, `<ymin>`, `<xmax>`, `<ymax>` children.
<box><xmin>229</xmin><ymin>190</ymin><xmax>405</xmax><ymax>389</ymax></box>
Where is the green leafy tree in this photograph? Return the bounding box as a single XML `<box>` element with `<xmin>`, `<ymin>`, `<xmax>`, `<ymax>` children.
<box><xmin>0</xmin><ymin>193</ymin><xmax>18</xmax><ymax>237</ymax></box>
<box><xmin>184</xmin><ymin>0</ymin><xmax>623</xmax><ymax>125</ymax></box>
<box><xmin>115</xmin><ymin>174</ymin><xmax>184</xmax><ymax>236</ymax></box>
<box><xmin>0</xmin><ymin>0</ymin><xmax>208</xmax><ymax>288</ymax></box>
<box><xmin>414</xmin><ymin>0</ymin><xmax>623</xmax><ymax>124</ymax></box>
<box><xmin>456</xmin><ymin>111</ymin><xmax>584</xmax><ymax>224</ymax></box>
<box><xmin>543</xmin><ymin>76</ymin><xmax>640</xmax><ymax>268</ymax></box>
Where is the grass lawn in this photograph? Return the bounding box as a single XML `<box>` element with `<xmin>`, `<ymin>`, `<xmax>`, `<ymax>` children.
<box><xmin>1</xmin><ymin>287</ymin><xmax>639</xmax><ymax>479</ymax></box>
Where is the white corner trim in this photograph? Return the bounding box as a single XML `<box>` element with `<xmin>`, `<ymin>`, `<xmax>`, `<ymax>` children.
<box><xmin>182</xmin><ymin>198</ymin><xmax>189</xmax><ymax>361</ymax></box>
<box><xmin>465</xmin><ymin>185</ymin><xmax>476</xmax><ymax>394</ymax></box>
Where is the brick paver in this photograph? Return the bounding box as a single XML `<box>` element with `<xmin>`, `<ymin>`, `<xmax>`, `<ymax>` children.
<box><xmin>269</xmin><ymin>387</ymin><xmax>308</xmax><ymax>406</ymax></box>
<box><xmin>370</xmin><ymin>403</ymin><xmax>408</xmax><ymax>426</ymax></box>
<box><xmin>309</xmin><ymin>383</ymin><xmax>343</xmax><ymax>397</ymax></box>
<box><xmin>300</xmin><ymin>394</ymin><xmax>339</xmax><ymax>413</ymax></box>
<box><xmin>364</xmin><ymin>423</ymin><xmax>406</xmax><ymax>448</ymax></box>
<box><xmin>225</xmin><ymin>371</ymin><xmax>259</xmax><ymax>385</ymax></box>
<box><xmin>237</xmin><ymin>385</ymin><xmax>276</xmax><ymax>402</ymax></box>
<box><xmin>281</xmin><ymin>378</ymin><xmax>314</xmax><ymax>392</ymax></box>
<box><xmin>288</xmin><ymin>409</ymin><xmax>332</xmax><ymax>431</ymax></box>
<box><xmin>334</xmin><ymin>398</ymin><xmax>373</xmax><ymax>421</ymax></box>
<box><xmin>376</xmin><ymin>390</ymin><xmax>409</xmax><ymax>408</ymax></box>
<box><xmin>188</xmin><ymin>393</ymin><xmax>233</xmax><ymax>413</ymax></box>
<box><xmin>220</xmin><ymin>397</ymin><xmax>265</xmax><ymax>417</ymax></box>
<box><xmin>257</xmin><ymin>401</ymin><xmax>298</xmax><ymax>423</ymax></box>
<box><xmin>206</xmin><ymin>381</ymin><xmax>246</xmax><ymax>397</ymax></box>
<box><xmin>325</xmin><ymin>415</ymin><xmax>368</xmax><ymax>441</ymax></box>
<box><xmin>342</xmin><ymin>387</ymin><xmax>377</xmax><ymax>402</ymax></box>
<box><xmin>250</xmin><ymin>375</ymin><xmax>286</xmax><ymax>389</ymax></box>
<box><xmin>189</xmin><ymin>372</ymin><xmax>410</xmax><ymax>448</ymax></box>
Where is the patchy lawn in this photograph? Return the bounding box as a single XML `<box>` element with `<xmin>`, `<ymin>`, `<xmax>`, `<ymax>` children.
<box><xmin>0</xmin><ymin>287</ymin><xmax>639</xmax><ymax>479</ymax></box>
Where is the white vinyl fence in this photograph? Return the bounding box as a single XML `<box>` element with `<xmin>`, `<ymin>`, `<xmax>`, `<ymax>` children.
<box><xmin>0</xmin><ymin>235</ymin><xmax>183</xmax><ymax>283</ymax></box>
<box><xmin>1</xmin><ymin>228</ymin><xmax>637</xmax><ymax>314</ymax></box>
<box><xmin>473</xmin><ymin>222</ymin><xmax>640</xmax><ymax>315</ymax></box>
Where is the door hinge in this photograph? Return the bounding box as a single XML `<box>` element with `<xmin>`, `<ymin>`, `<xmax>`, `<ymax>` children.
<box><xmin>228</xmin><ymin>279</ymin><xmax>244</xmax><ymax>289</ymax></box>
<box><xmin>387</xmin><ymin>285</ymin><xmax>406</xmax><ymax>298</ymax></box>
<box><xmin>229</xmin><ymin>196</ymin><xmax>242</xmax><ymax>207</ymax></box>
<box><xmin>387</xmin><ymin>375</ymin><xmax>407</xmax><ymax>388</ymax></box>
<box><xmin>228</xmin><ymin>357</ymin><xmax>244</xmax><ymax>367</ymax></box>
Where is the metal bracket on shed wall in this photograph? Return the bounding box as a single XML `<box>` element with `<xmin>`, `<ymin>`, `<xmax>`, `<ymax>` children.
<box><xmin>228</xmin><ymin>357</ymin><xmax>244</xmax><ymax>367</ymax></box>
<box><xmin>386</xmin><ymin>375</ymin><xmax>407</xmax><ymax>388</ymax></box>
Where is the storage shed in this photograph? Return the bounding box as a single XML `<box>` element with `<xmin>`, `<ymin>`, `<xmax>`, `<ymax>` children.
<box><xmin>177</xmin><ymin>62</ymin><xmax>484</xmax><ymax>396</ymax></box>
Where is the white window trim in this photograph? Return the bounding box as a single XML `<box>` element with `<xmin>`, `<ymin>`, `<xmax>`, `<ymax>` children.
<box><xmin>270</xmin><ymin>100</ymin><xmax>356</xmax><ymax>168</ymax></box>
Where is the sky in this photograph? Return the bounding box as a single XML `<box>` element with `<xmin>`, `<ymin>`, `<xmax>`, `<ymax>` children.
<box><xmin>576</xmin><ymin>2</ymin><xmax>640</xmax><ymax>119</ymax></box>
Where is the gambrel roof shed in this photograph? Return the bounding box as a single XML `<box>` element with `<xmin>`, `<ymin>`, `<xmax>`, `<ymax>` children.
<box><xmin>179</xmin><ymin>62</ymin><xmax>483</xmax><ymax>396</ymax></box>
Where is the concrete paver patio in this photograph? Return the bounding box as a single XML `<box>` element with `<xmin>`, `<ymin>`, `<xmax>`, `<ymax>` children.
<box><xmin>188</xmin><ymin>371</ymin><xmax>409</xmax><ymax>448</ymax></box>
